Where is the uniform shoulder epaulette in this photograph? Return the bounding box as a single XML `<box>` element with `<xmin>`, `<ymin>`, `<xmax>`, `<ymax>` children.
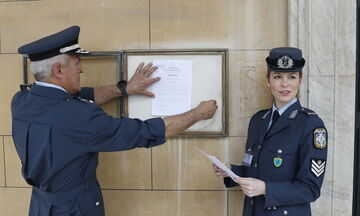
<box><xmin>300</xmin><ymin>107</ymin><xmax>318</xmax><ymax>116</ymax></box>
<box><xmin>255</xmin><ymin>108</ymin><xmax>271</xmax><ymax>119</ymax></box>
<box><xmin>256</xmin><ymin>108</ymin><xmax>270</xmax><ymax>114</ymax></box>
<box><xmin>20</xmin><ymin>84</ymin><xmax>32</xmax><ymax>91</ymax></box>
<box><xmin>73</xmin><ymin>96</ymin><xmax>95</xmax><ymax>104</ymax></box>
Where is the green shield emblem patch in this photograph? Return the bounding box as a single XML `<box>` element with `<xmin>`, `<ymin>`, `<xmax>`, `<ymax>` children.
<box><xmin>273</xmin><ymin>157</ymin><xmax>283</xmax><ymax>168</ymax></box>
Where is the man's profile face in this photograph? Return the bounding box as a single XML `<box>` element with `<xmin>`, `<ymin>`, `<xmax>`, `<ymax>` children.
<box><xmin>61</xmin><ymin>55</ymin><xmax>83</xmax><ymax>94</ymax></box>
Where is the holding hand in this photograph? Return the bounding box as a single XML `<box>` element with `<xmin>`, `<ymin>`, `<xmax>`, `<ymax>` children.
<box><xmin>127</xmin><ymin>62</ymin><xmax>160</xmax><ymax>97</ymax></box>
<box><xmin>234</xmin><ymin>177</ymin><xmax>266</xmax><ymax>197</ymax></box>
<box><xmin>212</xmin><ymin>164</ymin><xmax>229</xmax><ymax>178</ymax></box>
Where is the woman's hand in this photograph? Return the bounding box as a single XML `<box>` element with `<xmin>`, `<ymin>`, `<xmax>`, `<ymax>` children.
<box><xmin>234</xmin><ymin>177</ymin><xmax>266</xmax><ymax>197</ymax></box>
<box><xmin>212</xmin><ymin>163</ymin><xmax>229</xmax><ymax>178</ymax></box>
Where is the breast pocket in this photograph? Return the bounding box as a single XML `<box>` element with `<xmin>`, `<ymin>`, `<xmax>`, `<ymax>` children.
<box><xmin>262</xmin><ymin>145</ymin><xmax>298</xmax><ymax>180</ymax></box>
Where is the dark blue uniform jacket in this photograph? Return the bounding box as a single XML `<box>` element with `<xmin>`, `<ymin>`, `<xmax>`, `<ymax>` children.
<box><xmin>11</xmin><ymin>84</ymin><xmax>166</xmax><ymax>216</ymax></box>
<box><xmin>224</xmin><ymin>100</ymin><xmax>327</xmax><ymax>216</ymax></box>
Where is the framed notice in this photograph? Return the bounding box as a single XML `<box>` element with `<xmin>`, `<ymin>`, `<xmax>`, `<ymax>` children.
<box><xmin>21</xmin><ymin>49</ymin><xmax>228</xmax><ymax>137</ymax></box>
<box><xmin>124</xmin><ymin>49</ymin><xmax>228</xmax><ymax>136</ymax></box>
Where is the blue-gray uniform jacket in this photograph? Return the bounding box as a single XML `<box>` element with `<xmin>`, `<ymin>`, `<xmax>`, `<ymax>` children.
<box><xmin>11</xmin><ymin>84</ymin><xmax>166</xmax><ymax>216</ymax></box>
<box><xmin>224</xmin><ymin>100</ymin><xmax>327</xmax><ymax>216</ymax></box>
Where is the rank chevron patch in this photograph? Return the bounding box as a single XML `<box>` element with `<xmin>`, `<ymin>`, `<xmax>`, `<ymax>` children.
<box><xmin>311</xmin><ymin>159</ymin><xmax>326</xmax><ymax>178</ymax></box>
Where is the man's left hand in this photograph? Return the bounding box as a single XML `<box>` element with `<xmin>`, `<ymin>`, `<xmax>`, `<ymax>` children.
<box><xmin>127</xmin><ymin>62</ymin><xmax>160</xmax><ymax>97</ymax></box>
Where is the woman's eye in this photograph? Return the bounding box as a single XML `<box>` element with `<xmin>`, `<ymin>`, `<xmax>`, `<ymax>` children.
<box><xmin>290</xmin><ymin>75</ymin><xmax>297</xmax><ymax>79</ymax></box>
<box><xmin>274</xmin><ymin>75</ymin><xmax>281</xmax><ymax>79</ymax></box>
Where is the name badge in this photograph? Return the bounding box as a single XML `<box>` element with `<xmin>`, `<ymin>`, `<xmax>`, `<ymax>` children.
<box><xmin>242</xmin><ymin>153</ymin><xmax>253</xmax><ymax>167</ymax></box>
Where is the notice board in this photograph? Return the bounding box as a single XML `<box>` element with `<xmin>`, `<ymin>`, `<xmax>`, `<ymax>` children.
<box><xmin>22</xmin><ymin>49</ymin><xmax>228</xmax><ymax>137</ymax></box>
<box><xmin>124</xmin><ymin>50</ymin><xmax>228</xmax><ymax>136</ymax></box>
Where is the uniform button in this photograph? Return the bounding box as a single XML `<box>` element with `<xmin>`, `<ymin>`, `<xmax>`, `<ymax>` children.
<box><xmin>96</xmin><ymin>201</ymin><xmax>100</xmax><ymax>206</ymax></box>
<box><xmin>254</xmin><ymin>163</ymin><xmax>258</xmax><ymax>168</ymax></box>
<box><xmin>273</xmin><ymin>206</ymin><xmax>277</xmax><ymax>210</ymax></box>
<box><xmin>250</xmin><ymin>200</ymin><xmax>254</xmax><ymax>205</ymax></box>
<box><xmin>284</xmin><ymin>210</ymin><xmax>288</xmax><ymax>215</ymax></box>
<box><xmin>277</xmin><ymin>149</ymin><xmax>282</xmax><ymax>154</ymax></box>
<box><xmin>258</xmin><ymin>145</ymin><xmax>262</xmax><ymax>149</ymax></box>
<box><xmin>66</xmin><ymin>99</ymin><xmax>69</xmax><ymax>102</ymax></box>
<box><xmin>247</xmin><ymin>148</ymin><xmax>251</xmax><ymax>152</ymax></box>
<box><xmin>267</xmin><ymin>207</ymin><xmax>271</xmax><ymax>210</ymax></box>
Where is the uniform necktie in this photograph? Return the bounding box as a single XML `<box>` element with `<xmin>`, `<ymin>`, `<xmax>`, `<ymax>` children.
<box><xmin>272</xmin><ymin>110</ymin><xmax>280</xmax><ymax>127</ymax></box>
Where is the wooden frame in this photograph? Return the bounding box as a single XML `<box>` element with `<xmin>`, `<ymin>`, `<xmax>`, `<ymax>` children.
<box><xmin>123</xmin><ymin>49</ymin><xmax>228</xmax><ymax>137</ymax></box>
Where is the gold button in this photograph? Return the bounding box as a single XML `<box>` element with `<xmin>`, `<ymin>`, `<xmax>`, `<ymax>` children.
<box><xmin>284</xmin><ymin>210</ymin><xmax>288</xmax><ymax>215</ymax></box>
<box><xmin>277</xmin><ymin>149</ymin><xmax>282</xmax><ymax>154</ymax></box>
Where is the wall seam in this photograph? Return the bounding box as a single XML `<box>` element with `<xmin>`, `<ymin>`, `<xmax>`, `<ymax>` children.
<box><xmin>2</xmin><ymin>136</ymin><xmax>6</xmax><ymax>187</ymax></box>
<box><xmin>226</xmin><ymin>190</ymin><xmax>229</xmax><ymax>216</ymax></box>
<box><xmin>306</xmin><ymin>0</ymin><xmax>310</xmax><ymax>107</ymax></box>
<box><xmin>331</xmin><ymin>0</ymin><xmax>337</xmax><ymax>215</ymax></box>
<box><xmin>148</xmin><ymin>0</ymin><xmax>151</xmax><ymax>50</ymax></box>
<box><xmin>151</xmin><ymin>148</ymin><xmax>153</xmax><ymax>190</ymax></box>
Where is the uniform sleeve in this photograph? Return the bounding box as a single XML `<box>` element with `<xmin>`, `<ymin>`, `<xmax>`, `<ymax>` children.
<box><xmin>264</xmin><ymin>116</ymin><xmax>328</xmax><ymax>208</ymax></box>
<box><xmin>78</xmin><ymin>87</ymin><xmax>94</xmax><ymax>101</ymax></box>
<box><xmin>83</xmin><ymin>105</ymin><xmax>166</xmax><ymax>152</ymax></box>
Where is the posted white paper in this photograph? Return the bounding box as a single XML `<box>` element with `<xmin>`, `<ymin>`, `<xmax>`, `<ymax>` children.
<box><xmin>195</xmin><ymin>147</ymin><xmax>239</xmax><ymax>181</ymax></box>
<box><xmin>151</xmin><ymin>60</ymin><xmax>192</xmax><ymax>116</ymax></box>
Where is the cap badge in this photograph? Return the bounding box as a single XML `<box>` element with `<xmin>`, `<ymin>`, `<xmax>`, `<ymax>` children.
<box><xmin>277</xmin><ymin>55</ymin><xmax>294</xmax><ymax>69</ymax></box>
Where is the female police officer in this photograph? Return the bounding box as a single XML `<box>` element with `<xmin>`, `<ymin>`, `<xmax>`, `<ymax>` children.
<box><xmin>213</xmin><ymin>47</ymin><xmax>327</xmax><ymax>216</ymax></box>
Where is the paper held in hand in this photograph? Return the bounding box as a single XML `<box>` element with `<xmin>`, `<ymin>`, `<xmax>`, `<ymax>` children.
<box><xmin>196</xmin><ymin>147</ymin><xmax>239</xmax><ymax>181</ymax></box>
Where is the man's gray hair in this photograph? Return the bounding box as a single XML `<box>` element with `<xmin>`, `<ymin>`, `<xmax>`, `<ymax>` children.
<box><xmin>30</xmin><ymin>54</ymin><xmax>69</xmax><ymax>81</ymax></box>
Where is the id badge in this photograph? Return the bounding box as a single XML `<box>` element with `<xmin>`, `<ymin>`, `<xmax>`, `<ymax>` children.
<box><xmin>242</xmin><ymin>153</ymin><xmax>253</xmax><ymax>167</ymax></box>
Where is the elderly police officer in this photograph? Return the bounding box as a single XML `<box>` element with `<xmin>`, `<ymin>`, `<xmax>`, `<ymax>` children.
<box><xmin>12</xmin><ymin>26</ymin><xmax>217</xmax><ymax>216</ymax></box>
<box><xmin>213</xmin><ymin>47</ymin><xmax>327</xmax><ymax>216</ymax></box>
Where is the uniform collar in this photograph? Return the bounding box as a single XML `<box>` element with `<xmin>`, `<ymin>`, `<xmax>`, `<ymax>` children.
<box><xmin>35</xmin><ymin>81</ymin><xmax>67</xmax><ymax>93</ymax></box>
<box><xmin>272</xmin><ymin>98</ymin><xmax>298</xmax><ymax>116</ymax></box>
<box><xmin>265</xmin><ymin>100</ymin><xmax>302</xmax><ymax>139</ymax></box>
<box><xmin>30</xmin><ymin>83</ymin><xmax>73</xmax><ymax>99</ymax></box>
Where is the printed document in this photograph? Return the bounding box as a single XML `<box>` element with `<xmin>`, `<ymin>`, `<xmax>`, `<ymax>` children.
<box><xmin>196</xmin><ymin>147</ymin><xmax>239</xmax><ymax>181</ymax></box>
<box><xmin>151</xmin><ymin>60</ymin><xmax>192</xmax><ymax>116</ymax></box>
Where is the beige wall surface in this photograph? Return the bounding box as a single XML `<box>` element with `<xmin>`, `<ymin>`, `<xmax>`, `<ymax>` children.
<box><xmin>0</xmin><ymin>0</ymin><xmax>355</xmax><ymax>216</ymax></box>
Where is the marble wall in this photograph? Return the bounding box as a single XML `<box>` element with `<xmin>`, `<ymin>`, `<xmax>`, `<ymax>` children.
<box><xmin>289</xmin><ymin>0</ymin><xmax>356</xmax><ymax>215</ymax></box>
<box><xmin>0</xmin><ymin>0</ymin><xmax>355</xmax><ymax>215</ymax></box>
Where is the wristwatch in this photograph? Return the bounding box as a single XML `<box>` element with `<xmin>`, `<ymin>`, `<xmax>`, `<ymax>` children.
<box><xmin>117</xmin><ymin>80</ymin><xmax>128</xmax><ymax>97</ymax></box>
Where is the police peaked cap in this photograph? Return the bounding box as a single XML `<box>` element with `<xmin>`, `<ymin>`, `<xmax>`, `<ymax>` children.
<box><xmin>18</xmin><ymin>26</ymin><xmax>89</xmax><ymax>61</ymax></box>
<box><xmin>266</xmin><ymin>47</ymin><xmax>305</xmax><ymax>72</ymax></box>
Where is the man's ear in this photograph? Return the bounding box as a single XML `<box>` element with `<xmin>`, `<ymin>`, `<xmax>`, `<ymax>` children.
<box><xmin>52</xmin><ymin>63</ymin><xmax>63</xmax><ymax>79</ymax></box>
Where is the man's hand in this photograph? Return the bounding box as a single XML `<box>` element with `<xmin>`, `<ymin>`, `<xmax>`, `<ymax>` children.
<box><xmin>195</xmin><ymin>100</ymin><xmax>217</xmax><ymax>120</ymax></box>
<box><xmin>163</xmin><ymin>100</ymin><xmax>217</xmax><ymax>138</ymax></box>
<box><xmin>212</xmin><ymin>164</ymin><xmax>229</xmax><ymax>178</ymax></box>
<box><xmin>127</xmin><ymin>62</ymin><xmax>160</xmax><ymax>97</ymax></box>
<box><xmin>234</xmin><ymin>177</ymin><xmax>266</xmax><ymax>197</ymax></box>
